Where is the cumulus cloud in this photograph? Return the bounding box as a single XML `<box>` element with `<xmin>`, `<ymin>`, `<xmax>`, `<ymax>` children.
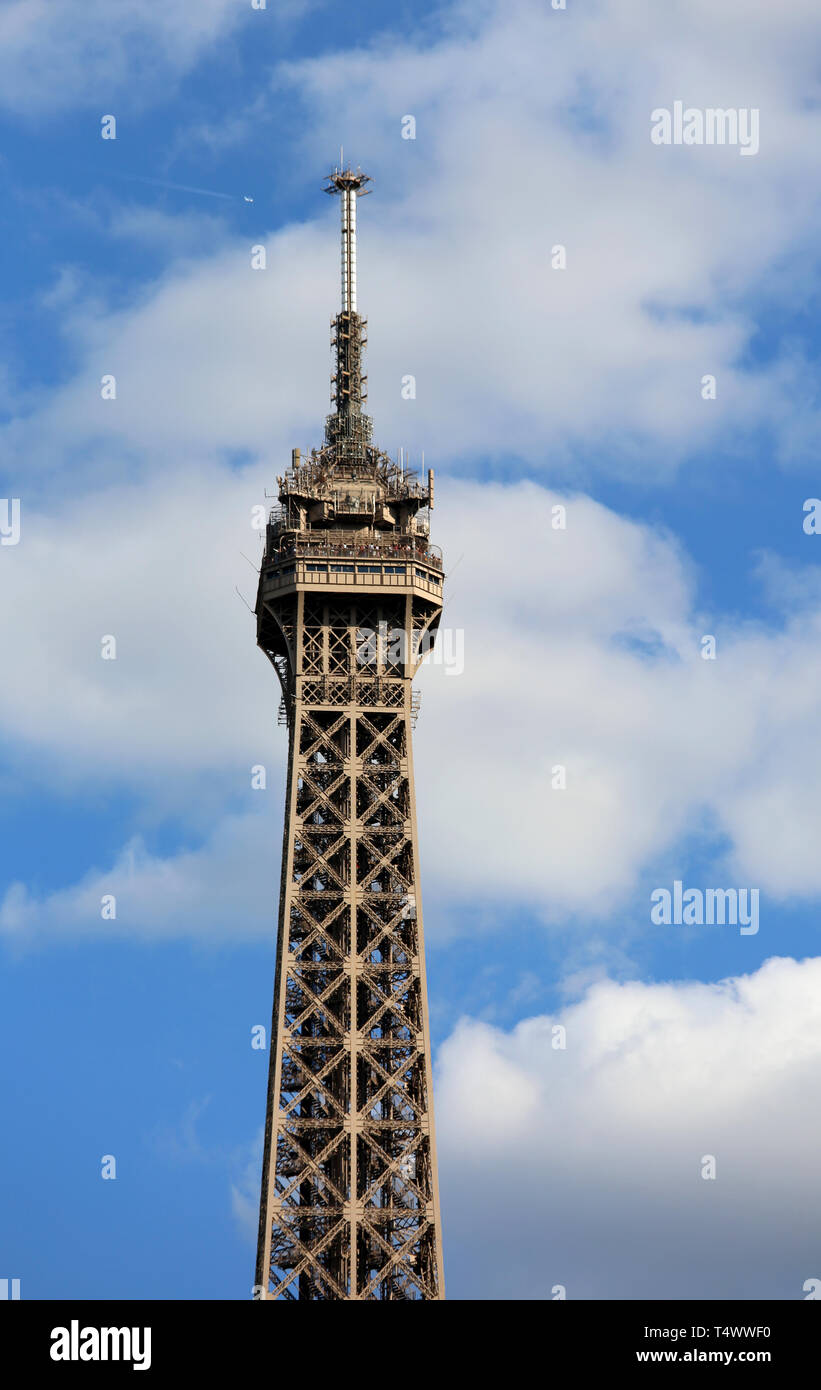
<box><xmin>5</xmin><ymin>473</ymin><xmax>821</xmax><ymax>945</ymax></box>
<box><xmin>3</xmin><ymin>224</ymin><xmax>335</xmax><ymax>480</ymax></box>
<box><xmin>0</xmin><ymin>462</ymin><xmax>277</xmax><ymax>791</ymax></box>
<box><xmin>6</xmin><ymin>1</ymin><xmax>821</xmax><ymax>482</ymax></box>
<box><xmin>4</xmin><ymin>0</ymin><xmax>821</xmax><ymax>947</ymax></box>
<box><xmin>436</xmin><ymin>955</ymin><xmax>821</xmax><ymax>1298</ymax></box>
<box><xmin>265</xmin><ymin>0</ymin><xmax>821</xmax><ymax>472</ymax></box>
<box><xmin>415</xmin><ymin>480</ymin><xmax>821</xmax><ymax>918</ymax></box>
<box><xmin>0</xmin><ymin>0</ymin><xmax>248</xmax><ymax>116</ymax></box>
<box><xmin>0</xmin><ymin>809</ymin><xmax>277</xmax><ymax>947</ymax></box>
<box><xmin>4</xmin><ymin>0</ymin><xmax>819</xmax><ymax>1306</ymax></box>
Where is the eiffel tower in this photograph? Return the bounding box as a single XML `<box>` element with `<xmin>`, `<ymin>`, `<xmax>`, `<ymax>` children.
<box><xmin>253</xmin><ymin>166</ymin><xmax>445</xmax><ymax>1300</ymax></box>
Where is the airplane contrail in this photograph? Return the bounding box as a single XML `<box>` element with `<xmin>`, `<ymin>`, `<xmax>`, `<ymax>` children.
<box><xmin>98</xmin><ymin>170</ymin><xmax>242</xmax><ymax>201</ymax></box>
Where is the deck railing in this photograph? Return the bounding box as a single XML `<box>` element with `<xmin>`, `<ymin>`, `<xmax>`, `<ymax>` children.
<box><xmin>265</xmin><ymin>533</ymin><xmax>443</xmax><ymax>571</ymax></box>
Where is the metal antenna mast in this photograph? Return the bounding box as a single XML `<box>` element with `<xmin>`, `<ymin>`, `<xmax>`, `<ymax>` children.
<box><xmin>323</xmin><ymin>166</ymin><xmax>372</xmax><ymax>449</ymax></box>
<box><xmin>252</xmin><ymin>165</ymin><xmax>445</xmax><ymax>1300</ymax></box>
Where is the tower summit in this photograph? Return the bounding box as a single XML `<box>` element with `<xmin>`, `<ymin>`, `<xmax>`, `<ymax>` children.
<box><xmin>253</xmin><ymin>166</ymin><xmax>445</xmax><ymax>1300</ymax></box>
<box><xmin>323</xmin><ymin>165</ymin><xmax>371</xmax><ymax>445</ymax></box>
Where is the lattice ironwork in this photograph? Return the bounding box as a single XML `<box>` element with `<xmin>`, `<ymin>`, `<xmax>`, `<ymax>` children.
<box><xmin>254</xmin><ymin>586</ymin><xmax>444</xmax><ymax>1300</ymax></box>
<box><xmin>252</xmin><ymin>166</ymin><xmax>444</xmax><ymax>1301</ymax></box>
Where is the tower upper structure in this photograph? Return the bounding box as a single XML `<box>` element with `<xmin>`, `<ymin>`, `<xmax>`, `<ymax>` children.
<box><xmin>253</xmin><ymin>167</ymin><xmax>444</xmax><ymax>1300</ymax></box>
<box><xmin>270</xmin><ymin>166</ymin><xmax>434</xmax><ymax>561</ymax></box>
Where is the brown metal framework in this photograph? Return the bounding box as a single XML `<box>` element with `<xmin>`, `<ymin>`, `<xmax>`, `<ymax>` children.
<box><xmin>253</xmin><ymin>167</ymin><xmax>445</xmax><ymax>1300</ymax></box>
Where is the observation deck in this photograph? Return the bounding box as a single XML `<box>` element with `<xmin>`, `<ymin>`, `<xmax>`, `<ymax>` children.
<box><xmin>260</xmin><ymin>525</ymin><xmax>444</xmax><ymax>601</ymax></box>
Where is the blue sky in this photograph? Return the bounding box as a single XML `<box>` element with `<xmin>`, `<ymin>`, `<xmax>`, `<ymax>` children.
<box><xmin>3</xmin><ymin>0</ymin><xmax>821</xmax><ymax>1300</ymax></box>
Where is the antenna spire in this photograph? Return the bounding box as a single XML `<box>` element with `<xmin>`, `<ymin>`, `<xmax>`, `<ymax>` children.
<box><xmin>323</xmin><ymin>164</ymin><xmax>372</xmax><ymax>453</ymax></box>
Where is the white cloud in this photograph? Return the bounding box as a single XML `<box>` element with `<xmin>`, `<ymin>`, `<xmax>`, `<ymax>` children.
<box><xmin>415</xmin><ymin>480</ymin><xmax>821</xmax><ymax>919</ymax></box>
<box><xmin>6</xmin><ymin>2</ymin><xmax>821</xmax><ymax>480</ymax></box>
<box><xmin>0</xmin><ymin>0</ymin><xmax>247</xmax><ymax>116</ymax></box>
<box><xmin>0</xmin><ymin>809</ymin><xmax>276</xmax><ymax>947</ymax></box>
<box><xmin>436</xmin><ymin>955</ymin><xmax>821</xmax><ymax>1298</ymax></box>
<box><xmin>0</xmin><ymin>462</ymin><xmax>276</xmax><ymax>793</ymax></box>
<box><xmin>4</xmin><ymin>1</ymin><xmax>821</xmax><ymax>946</ymax></box>
<box><xmin>230</xmin><ymin>1130</ymin><xmax>264</xmax><ymax>1245</ymax></box>
<box><xmin>4</xmin><ymin>0</ymin><xmax>819</xmax><ymax>1304</ymax></box>
<box><xmin>5</xmin><ymin>474</ymin><xmax>821</xmax><ymax>946</ymax></box>
<box><xmin>260</xmin><ymin>0</ymin><xmax>821</xmax><ymax>472</ymax></box>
